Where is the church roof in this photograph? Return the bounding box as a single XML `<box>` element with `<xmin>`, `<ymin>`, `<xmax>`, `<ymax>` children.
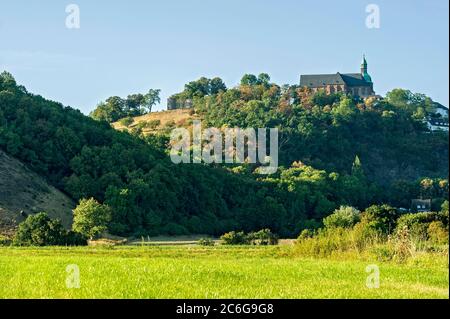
<box><xmin>341</xmin><ymin>73</ymin><xmax>372</xmax><ymax>87</ymax></box>
<box><xmin>300</xmin><ymin>72</ymin><xmax>372</xmax><ymax>88</ymax></box>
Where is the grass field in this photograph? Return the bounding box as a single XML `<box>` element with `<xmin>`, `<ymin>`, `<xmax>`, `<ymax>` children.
<box><xmin>0</xmin><ymin>246</ymin><xmax>448</xmax><ymax>299</ymax></box>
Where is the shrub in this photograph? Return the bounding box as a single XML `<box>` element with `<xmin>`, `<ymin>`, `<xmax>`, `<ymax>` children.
<box><xmin>297</xmin><ymin>229</ymin><xmax>315</xmax><ymax>241</ymax></box>
<box><xmin>441</xmin><ymin>200</ymin><xmax>449</xmax><ymax>215</ymax></box>
<box><xmin>198</xmin><ymin>238</ymin><xmax>215</xmax><ymax>246</ymax></box>
<box><xmin>393</xmin><ymin>226</ymin><xmax>414</xmax><ymax>262</ymax></box>
<box><xmin>248</xmin><ymin>229</ymin><xmax>278</xmax><ymax>245</ymax></box>
<box><xmin>0</xmin><ymin>235</ymin><xmax>11</xmax><ymax>246</ymax></box>
<box><xmin>295</xmin><ymin>227</ymin><xmax>356</xmax><ymax>257</ymax></box>
<box><xmin>295</xmin><ymin>221</ymin><xmax>384</xmax><ymax>257</ymax></box>
<box><xmin>12</xmin><ymin>212</ymin><xmax>86</xmax><ymax>246</ymax></box>
<box><xmin>147</xmin><ymin>119</ymin><xmax>161</xmax><ymax>129</ymax></box>
<box><xmin>323</xmin><ymin>206</ymin><xmax>361</xmax><ymax>229</ymax></box>
<box><xmin>65</xmin><ymin>230</ymin><xmax>88</xmax><ymax>246</ymax></box>
<box><xmin>13</xmin><ymin>212</ymin><xmax>67</xmax><ymax>246</ymax></box>
<box><xmin>427</xmin><ymin>221</ymin><xmax>449</xmax><ymax>245</ymax></box>
<box><xmin>396</xmin><ymin>212</ymin><xmax>448</xmax><ymax>241</ymax></box>
<box><xmin>362</xmin><ymin>205</ymin><xmax>400</xmax><ymax>235</ymax></box>
<box><xmin>164</xmin><ymin>120</ymin><xmax>176</xmax><ymax>129</ymax></box>
<box><xmin>119</xmin><ymin>117</ymin><xmax>134</xmax><ymax>127</ymax></box>
<box><xmin>73</xmin><ymin>198</ymin><xmax>112</xmax><ymax>240</ymax></box>
<box><xmin>220</xmin><ymin>231</ymin><xmax>249</xmax><ymax>245</ymax></box>
<box><xmin>352</xmin><ymin>219</ymin><xmax>383</xmax><ymax>250</ymax></box>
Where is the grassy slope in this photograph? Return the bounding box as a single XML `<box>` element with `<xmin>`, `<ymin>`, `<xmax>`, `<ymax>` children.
<box><xmin>0</xmin><ymin>150</ymin><xmax>75</xmax><ymax>236</ymax></box>
<box><xmin>0</xmin><ymin>246</ymin><xmax>447</xmax><ymax>299</ymax></box>
<box><xmin>112</xmin><ymin>109</ymin><xmax>195</xmax><ymax>133</ymax></box>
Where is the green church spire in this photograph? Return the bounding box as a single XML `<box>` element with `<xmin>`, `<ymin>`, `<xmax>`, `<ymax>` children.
<box><xmin>361</xmin><ymin>54</ymin><xmax>372</xmax><ymax>83</ymax></box>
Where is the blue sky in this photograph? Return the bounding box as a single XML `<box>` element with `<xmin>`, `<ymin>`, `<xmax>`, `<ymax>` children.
<box><xmin>0</xmin><ymin>0</ymin><xmax>448</xmax><ymax>113</ymax></box>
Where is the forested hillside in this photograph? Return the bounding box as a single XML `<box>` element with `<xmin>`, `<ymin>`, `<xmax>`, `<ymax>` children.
<box><xmin>1</xmin><ymin>72</ymin><xmax>448</xmax><ymax>237</ymax></box>
<box><xmin>188</xmin><ymin>75</ymin><xmax>448</xmax><ymax>184</ymax></box>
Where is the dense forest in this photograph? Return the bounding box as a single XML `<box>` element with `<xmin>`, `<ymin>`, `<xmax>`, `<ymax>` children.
<box><xmin>1</xmin><ymin>71</ymin><xmax>448</xmax><ymax>237</ymax></box>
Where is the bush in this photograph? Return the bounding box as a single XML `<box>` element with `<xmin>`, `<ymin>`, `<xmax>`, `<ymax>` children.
<box><xmin>362</xmin><ymin>205</ymin><xmax>400</xmax><ymax>235</ymax></box>
<box><xmin>393</xmin><ymin>226</ymin><xmax>414</xmax><ymax>262</ymax></box>
<box><xmin>248</xmin><ymin>229</ymin><xmax>278</xmax><ymax>245</ymax></box>
<box><xmin>297</xmin><ymin>229</ymin><xmax>315</xmax><ymax>241</ymax></box>
<box><xmin>441</xmin><ymin>200</ymin><xmax>449</xmax><ymax>214</ymax></box>
<box><xmin>0</xmin><ymin>235</ymin><xmax>11</xmax><ymax>246</ymax></box>
<box><xmin>295</xmin><ymin>227</ymin><xmax>356</xmax><ymax>257</ymax></box>
<box><xmin>427</xmin><ymin>221</ymin><xmax>449</xmax><ymax>245</ymax></box>
<box><xmin>119</xmin><ymin>117</ymin><xmax>134</xmax><ymax>127</ymax></box>
<box><xmin>13</xmin><ymin>212</ymin><xmax>67</xmax><ymax>246</ymax></box>
<box><xmin>12</xmin><ymin>212</ymin><xmax>86</xmax><ymax>246</ymax></box>
<box><xmin>73</xmin><ymin>198</ymin><xmax>112</xmax><ymax>240</ymax></box>
<box><xmin>220</xmin><ymin>231</ymin><xmax>249</xmax><ymax>245</ymax></box>
<box><xmin>198</xmin><ymin>238</ymin><xmax>215</xmax><ymax>246</ymax></box>
<box><xmin>323</xmin><ymin>206</ymin><xmax>361</xmax><ymax>229</ymax></box>
<box><xmin>352</xmin><ymin>219</ymin><xmax>383</xmax><ymax>250</ymax></box>
<box><xmin>295</xmin><ymin>220</ymin><xmax>384</xmax><ymax>257</ymax></box>
<box><xmin>396</xmin><ymin>212</ymin><xmax>448</xmax><ymax>241</ymax></box>
<box><xmin>65</xmin><ymin>230</ymin><xmax>88</xmax><ymax>246</ymax></box>
<box><xmin>164</xmin><ymin>120</ymin><xmax>176</xmax><ymax>129</ymax></box>
<box><xmin>147</xmin><ymin>119</ymin><xmax>161</xmax><ymax>129</ymax></box>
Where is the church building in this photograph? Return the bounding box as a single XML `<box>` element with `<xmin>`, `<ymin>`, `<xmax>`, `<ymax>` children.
<box><xmin>300</xmin><ymin>56</ymin><xmax>375</xmax><ymax>98</ymax></box>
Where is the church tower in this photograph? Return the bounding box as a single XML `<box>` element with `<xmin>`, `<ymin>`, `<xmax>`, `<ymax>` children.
<box><xmin>361</xmin><ymin>55</ymin><xmax>372</xmax><ymax>83</ymax></box>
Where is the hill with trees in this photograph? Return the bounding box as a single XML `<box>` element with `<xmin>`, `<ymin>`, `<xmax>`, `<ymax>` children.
<box><xmin>1</xmin><ymin>71</ymin><xmax>448</xmax><ymax>238</ymax></box>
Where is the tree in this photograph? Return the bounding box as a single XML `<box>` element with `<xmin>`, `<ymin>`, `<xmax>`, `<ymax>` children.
<box><xmin>126</xmin><ymin>93</ymin><xmax>146</xmax><ymax>116</ymax></box>
<box><xmin>220</xmin><ymin>231</ymin><xmax>250</xmax><ymax>245</ymax></box>
<box><xmin>352</xmin><ymin>155</ymin><xmax>364</xmax><ymax>178</ymax></box>
<box><xmin>143</xmin><ymin>89</ymin><xmax>161</xmax><ymax>113</ymax></box>
<box><xmin>323</xmin><ymin>206</ymin><xmax>361</xmax><ymax>229</ymax></box>
<box><xmin>73</xmin><ymin>198</ymin><xmax>112</xmax><ymax>239</ymax></box>
<box><xmin>185</xmin><ymin>77</ymin><xmax>210</xmax><ymax>97</ymax></box>
<box><xmin>91</xmin><ymin>89</ymin><xmax>160</xmax><ymax>122</ymax></box>
<box><xmin>362</xmin><ymin>205</ymin><xmax>400</xmax><ymax>235</ymax></box>
<box><xmin>332</xmin><ymin>96</ymin><xmax>357</xmax><ymax>119</ymax></box>
<box><xmin>90</xmin><ymin>96</ymin><xmax>125</xmax><ymax>123</ymax></box>
<box><xmin>0</xmin><ymin>71</ymin><xmax>17</xmax><ymax>89</ymax></box>
<box><xmin>210</xmin><ymin>77</ymin><xmax>227</xmax><ymax>94</ymax></box>
<box><xmin>247</xmin><ymin>229</ymin><xmax>278</xmax><ymax>245</ymax></box>
<box><xmin>257</xmin><ymin>73</ymin><xmax>271</xmax><ymax>86</ymax></box>
<box><xmin>240</xmin><ymin>74</ymin><xmax>258</xmax><ymax>86</ymax></box>
<box><xmin>13</xmin><ymin>212</ymin><xmax>68</xmax><ymax>246</ymax></box>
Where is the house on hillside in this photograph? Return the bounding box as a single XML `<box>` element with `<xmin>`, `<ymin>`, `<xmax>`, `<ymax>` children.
<box><xmin>426</xmin><ymin>118</ymin><xmax>449</xmax><ymax>132</ymax></box>
<box><xmin>300</xmin><ymin>55</ymin><xmax>375</xmax><ymax>98</ymax></box>
<box><xmin>411</xmin><ymin>199</ymin><xmax>432</xmax><ymax>212</ymax></box>
<box><xmin>426</xmin><ymin>102</ymin><xmax>449</xmax><ymax>132</ymax></box>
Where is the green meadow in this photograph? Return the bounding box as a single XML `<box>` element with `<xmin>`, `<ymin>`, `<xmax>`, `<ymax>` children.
<box><xmin>0</xmin><ymin>246</ymin><xmax>448</xmax><ymax>299</ymax></box>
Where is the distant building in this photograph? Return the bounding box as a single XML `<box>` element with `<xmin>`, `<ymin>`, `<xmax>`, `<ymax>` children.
<box><xmin>426</xmin><ymin>102</ymin><xmax>449</xmax><ymax>132</ymax></box>
<box><xmin>411</xmin><ymin>199</ymin><xmax>432</xmax><ymax>212</ymax></box>
<box><xmin>300</xmin><ymin>55</ymin><xmax>375</xmax><ymax>98</ymax></box>
<box><xmin>426</xmin><ymin>118</ymin><xmax>449</xmax><ymax>132</ymax></box>
<box><xmin>167</xmin><ymin>97</ymin><xmax>193</xmax><ymax>110</ymax></box>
